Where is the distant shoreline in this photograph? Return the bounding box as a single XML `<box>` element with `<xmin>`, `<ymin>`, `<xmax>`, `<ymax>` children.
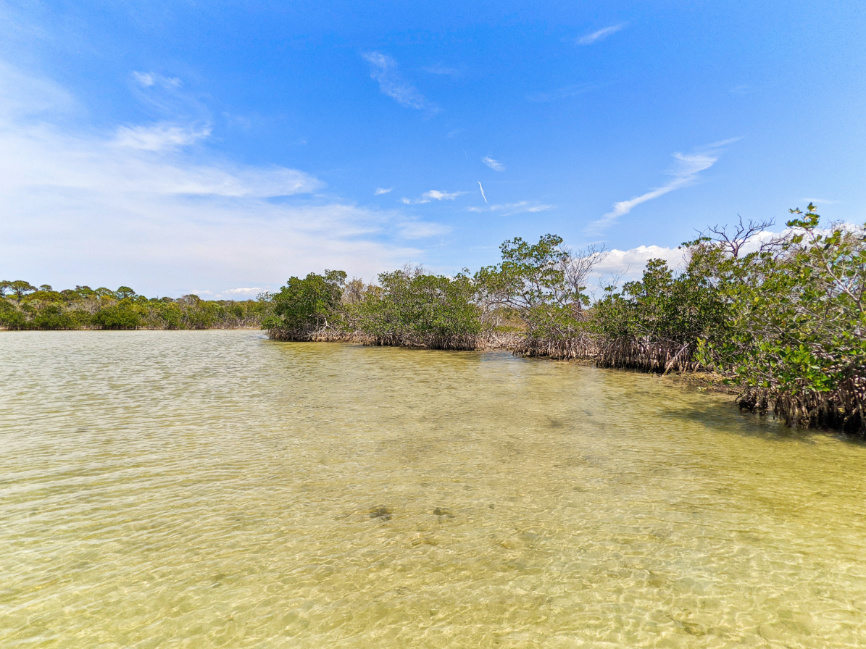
<box><xmin>0</xmin><ymin>325</ymin><xmax>738</xmax><ymax>397</ymax></box>
<box><xmin>0</xmin><ymin>326</ymin><xmax>264</xmax><ymax>332</ymax></box>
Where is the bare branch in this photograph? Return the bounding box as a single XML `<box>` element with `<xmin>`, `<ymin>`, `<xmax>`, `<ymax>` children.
<box><xmin>704</xmin><ymin>215</ymin><xmax>775</xmax><ymax>257</ymax></box>
<box><xmin>560</xmin><ymin>244</ymin><xmax>609</xmax><ymax>309</ymax></box>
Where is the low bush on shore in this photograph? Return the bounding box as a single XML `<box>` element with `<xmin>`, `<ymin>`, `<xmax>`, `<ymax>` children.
<box><xmin>5</xmin><ymin>206</ymin><xmax>862</xmax><ymax>435</ymax></box>
<box><xmin>265</xmin><ymin>206</ymin><xmax>864</xmax><ymax>436</ymax></box>
<box><xmin>0</xmin><ymin>284</ymin><xmax>272</xmax><ymax>330</ymax></box>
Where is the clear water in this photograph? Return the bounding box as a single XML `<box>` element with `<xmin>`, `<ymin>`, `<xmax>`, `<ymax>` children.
<box><xmin>1</xmin><ymin>330</ymin><xmax>864</xmax><ymax>648</ymax></box>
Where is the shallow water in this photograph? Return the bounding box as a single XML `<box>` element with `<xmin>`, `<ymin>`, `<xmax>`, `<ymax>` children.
<box><xmin>1</xmin><ymin>330</ymin><xmax>864</xmax><ymax>648</ymax></box>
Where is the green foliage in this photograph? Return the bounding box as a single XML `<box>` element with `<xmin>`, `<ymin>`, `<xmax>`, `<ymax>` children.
<box><xmin>8</xmin><ymin>280</ymin><xmax>36</xmax><ymax>304</ymax></box>
<box><xmin>4</xmin><ymin>207</ymin><xmax>862</xmax><ymax>435</ymax></box>
<box><xmin>266</xmin><ymin>270</ymin><xmax>347</xmax><ymax>335</ymax></box>
<box><xmin>0</xmin><ymin>298</ymin><xmax>27</xmax><ymax>329</ymax></box>
<box><xmin>475</xmin><ymin>234</ymin><xmax>587</xmax><ymax>340</ymax></box>
<box><xmin>29</xmin><ymin>304</ymin><xmax>83</xmax><ymax>330</ymax></box>
<box><xmin>356</xmin><ymin>269</ymin><xmax>481</xmax><ymax>347</ymax></box>
<box><xmin>150</xmin><ymin>301</ymin><xmax>184</xmax><ymax>329</ymax></box>
<box><xmin>590</xmin><ymin>253</ymin><xmax>728</xmax><ymax>370</ymax></box>
<box><xmin>695</xmin><ymin>204</ymin><xmax>865</xmax><ymax>433</ymax></box>
<box><xmin>0</xmin><ymin>283</ymin><xmax>273</xmax><ymax>331</ymax></box>
<box><xmin>93</xmin><ymin>299</ymin><xmax>143</xmax><ymax>329</ymax></box>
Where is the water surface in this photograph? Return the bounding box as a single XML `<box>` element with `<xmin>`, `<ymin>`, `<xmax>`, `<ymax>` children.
<box><xmin>1</xmin><ymin>330</ymin><xmax>864</xmax><ymax>648</ymax></box>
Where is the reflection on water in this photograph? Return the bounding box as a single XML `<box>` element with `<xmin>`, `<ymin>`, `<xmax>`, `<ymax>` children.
<box><xmin>1</xmin><ymin>330</ymin><xmax>864</xmax><ymax>648</ymax></box>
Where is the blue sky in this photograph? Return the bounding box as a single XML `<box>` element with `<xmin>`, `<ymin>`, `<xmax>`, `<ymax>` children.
<box><xmin>2</xmin><ymin>0</ymin><xmax>864</xmax><ymax>297</ymax></box>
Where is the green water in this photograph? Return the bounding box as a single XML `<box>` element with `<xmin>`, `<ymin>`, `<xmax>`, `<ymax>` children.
<box><xmin>1</xmin><ymin>330</ymin><xmax>864</xmax><ymax>648</ymax></box>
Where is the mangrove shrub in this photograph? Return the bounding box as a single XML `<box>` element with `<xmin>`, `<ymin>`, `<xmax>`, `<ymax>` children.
<box><xmin>696</xmin><ymin>205</ymin><xmax>866</xmax><ymax>434</ymax></box>
<box><xmin>354</xmin><ymin>268</ymin><xmax>481</xmax><ymax>348</ymax></box>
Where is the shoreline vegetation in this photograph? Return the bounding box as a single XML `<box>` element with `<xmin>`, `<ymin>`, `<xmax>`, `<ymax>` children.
<box><xmin>3</xmin><ymin>206</ymin><xmax>863</xmax><ymax>437</ymax></box>
<box><xmin>0</xmin><ymin>286</ymin><xmax>271</xmax><ymax>331</ymax></box>
<box><xmin>263</xmin><ymin>207</ymin><xmax>864</xmax><ymax>437</ymax></box>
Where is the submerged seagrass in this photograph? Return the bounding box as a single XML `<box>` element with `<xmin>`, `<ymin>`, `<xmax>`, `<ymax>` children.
<box><xmin>1</xmin><ymin>330</ymin><xmax>865</xmax><ymax>648</ymax></box>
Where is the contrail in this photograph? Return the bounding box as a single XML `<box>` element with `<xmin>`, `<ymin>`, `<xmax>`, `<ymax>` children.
<box><xmin>477</xmin><ymin>181</ymin><xmax>487</xmax><ymax>203</ymax></box>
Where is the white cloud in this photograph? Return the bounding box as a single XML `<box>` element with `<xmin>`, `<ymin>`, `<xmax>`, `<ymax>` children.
<box><xmin>481</xmin><ymin>156</ymin><xmax>505</xmax><ymax>171</ymax></box>
<box><xmin>577</xmin><ymin>24</ymin><xmax>626</xmax><ymax>46</ymax></box>
<box><xmin>396</xmin><ymin>221</ymin><xmax>452</xmax><ymax>239</ymax></box>
<box><xmin>218</xmin><ymin>287</ymin><xmax>268</xmax><ymax>298</ymax></box>
<box><xmin>114</xmin><ymin>122</ymin><xmax>212</xmax><ymax>151</ymax></box>
<box><xmin>585</xmin><ymin>223</ymin><xmax>860</xmax><ymax>294</ymax></box>
<box><xmin>193</xmin><ymin>286</ymin><xmax>284</xmax><ymax>300</ymax></box>
<box><xmin>132</xmin><ymin>71</ymin><xmax>182</xmax><ymax>89</ymax></box>
<box><xmin>0</xmin><ymin>61</ymin><xmax>76</xmax><ymax>118</ymax></box>
<box><xmin>362</xmin><ymin>51</ymin><xmax>436</xmax><ymax>112</ymax></box>
<box><xmin>129</xmin><ymin>70</ymin><xmax>209</xmax><ymax>125</ymax></box>
<box><xmin>799</xmin><ymin>197</ymin><xmax>840</xmax><ymax>205</ymax></box>
<box><xmin>468</xmin><ymin>201</ymin><xmax>553</xmax><ymax>216</ymax></box>
<box><xmin>401</xmin><ymin>189</ymin><xmax>466</xmax><ymax>204</ymax></box>
<box><xmin>132</xmin><ymin>71</ymin><xmax>156</xmax><ymax>87</ymax></box>
<box><xmin>478</xmin><ymin>181</ymin><xmax>487</xmax><ymax>204</ymax></box>
<box><xmin>573</xmin><ymin>244</ymin><xmax>686</xmax><ymax>297</ymax></box>
<box><xmin>0</xmin><ymin>61</ymin><xmax>435</xmax><ymax>296</ymax></box>
<box><xmin>423</xmin><ymin>189</ymin><xmax>464</xmax><ymax>201</ymax></box>
<box><xmin>595</xmin><ymin>245</ymin><xmax>685</xmax><ymax>277</ymax></box>
<box><xmin>3</xmin><ymin>122</ymin><xmax>322</xmax><ymax>197</ymax></box>
<box><xmin>589</xmin><ymin>138</ymin><xmax>741</xmax><ymax>233</ymax></box>
<box><xmin>374</xmin><ymin>187</ymin><xmax>394</xmax><ymax>196</ymax></box>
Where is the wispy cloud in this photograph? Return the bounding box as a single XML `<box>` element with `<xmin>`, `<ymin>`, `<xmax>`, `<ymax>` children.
<box><xmin>130</xmin><ymin>70</ymin><xmax>208</xmax><ymax>123</ymax></box>
<box><xmin>0</xmin><ymin>61</ymin><xmax>76</xmax><ymax>117</ymax></box>
<box><xmin>114</xmin><ymin>122</ymin><xmax>212</xmax><ymax>151</ymax></box>
<box><xmin>589</xmin><ymin>138</ymin><xmax>740</xmax><ymax>233</ymax></box>
<box><xmin>221</xmin><ymin>287</ymin><xmax>267</xmax><ymax>297</ymax></box>
<box><xmin>481</xmin><ymin>156</ymin><xmax>505</xmax><ymax>172</ymax></box>
<box><xmin>468</xmin><ymin>201</ymin><xmax>553</xmax><ymax>216</ymax></box>
<box><xmin>478</xmin><ymin>181</ymin><xmax>488</xmax><ymax>204</ymax></box>
<box><xmin>577</xmin><ymin>24</ymin><xmax>626</xmax><ymax>46</ymax></box>
<box><xmin>362</xmin><ymin>52</ymin><xmax>436</xmax><ymax>112</ymax></box>
<box><xmin>374</xmin><ymin>187</ymin><xmax>394</xmax><ymax>196</ymax></box>
<box><xmin>401</xmin><ymin>189</ymin><xmax>466</xmax><ymax>205</ymax></box>
<box><xmin>0</xmin><ymin>61</ymin><xmax>433</xmax><ymax>295</ymax></box>
<box><xmin>132</xmin><ymin>71</ymin><xmax>182</xmax><ymax>89</ymax></box>
<box><xmin>396</xmin><ymin>220</ymin><xmax>452</xmax><ymax>239</ymax></box>
<box><xmin>799</xmin><ymin>197</ymin><xmax>840</xmax><ymax>205</ymax></box>
<box><xmin>424</xmin><ymin>190</ymin><xmax>464</xmax><ymax>201</ymax></box>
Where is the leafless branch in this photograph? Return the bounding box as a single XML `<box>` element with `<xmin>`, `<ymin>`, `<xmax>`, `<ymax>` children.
<box><xmin>704</xmin><ymin>215</ymin><xmax>775</xmax><ymax>257</ymax></box>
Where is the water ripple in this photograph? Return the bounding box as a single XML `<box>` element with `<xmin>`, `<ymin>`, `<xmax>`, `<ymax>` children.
<box><xmin>1</xmin><ymin>331</ymin><xmax>865</xmax><ymax>647</ymax></box>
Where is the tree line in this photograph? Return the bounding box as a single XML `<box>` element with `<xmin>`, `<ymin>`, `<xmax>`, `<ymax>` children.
<box><xmin>4</xmin><ymin>206</ymin><xmax>862</xmax><ymax>435</ymax></box>
<box><xmin>0</xmin><ymin>283</ymin><xmax>272</xmax><ymax>330</ymax></box>
<box><xmin>264</xmin><ymin>206</ymin><xmax>864</xmax><ymax>437</ymax></box>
